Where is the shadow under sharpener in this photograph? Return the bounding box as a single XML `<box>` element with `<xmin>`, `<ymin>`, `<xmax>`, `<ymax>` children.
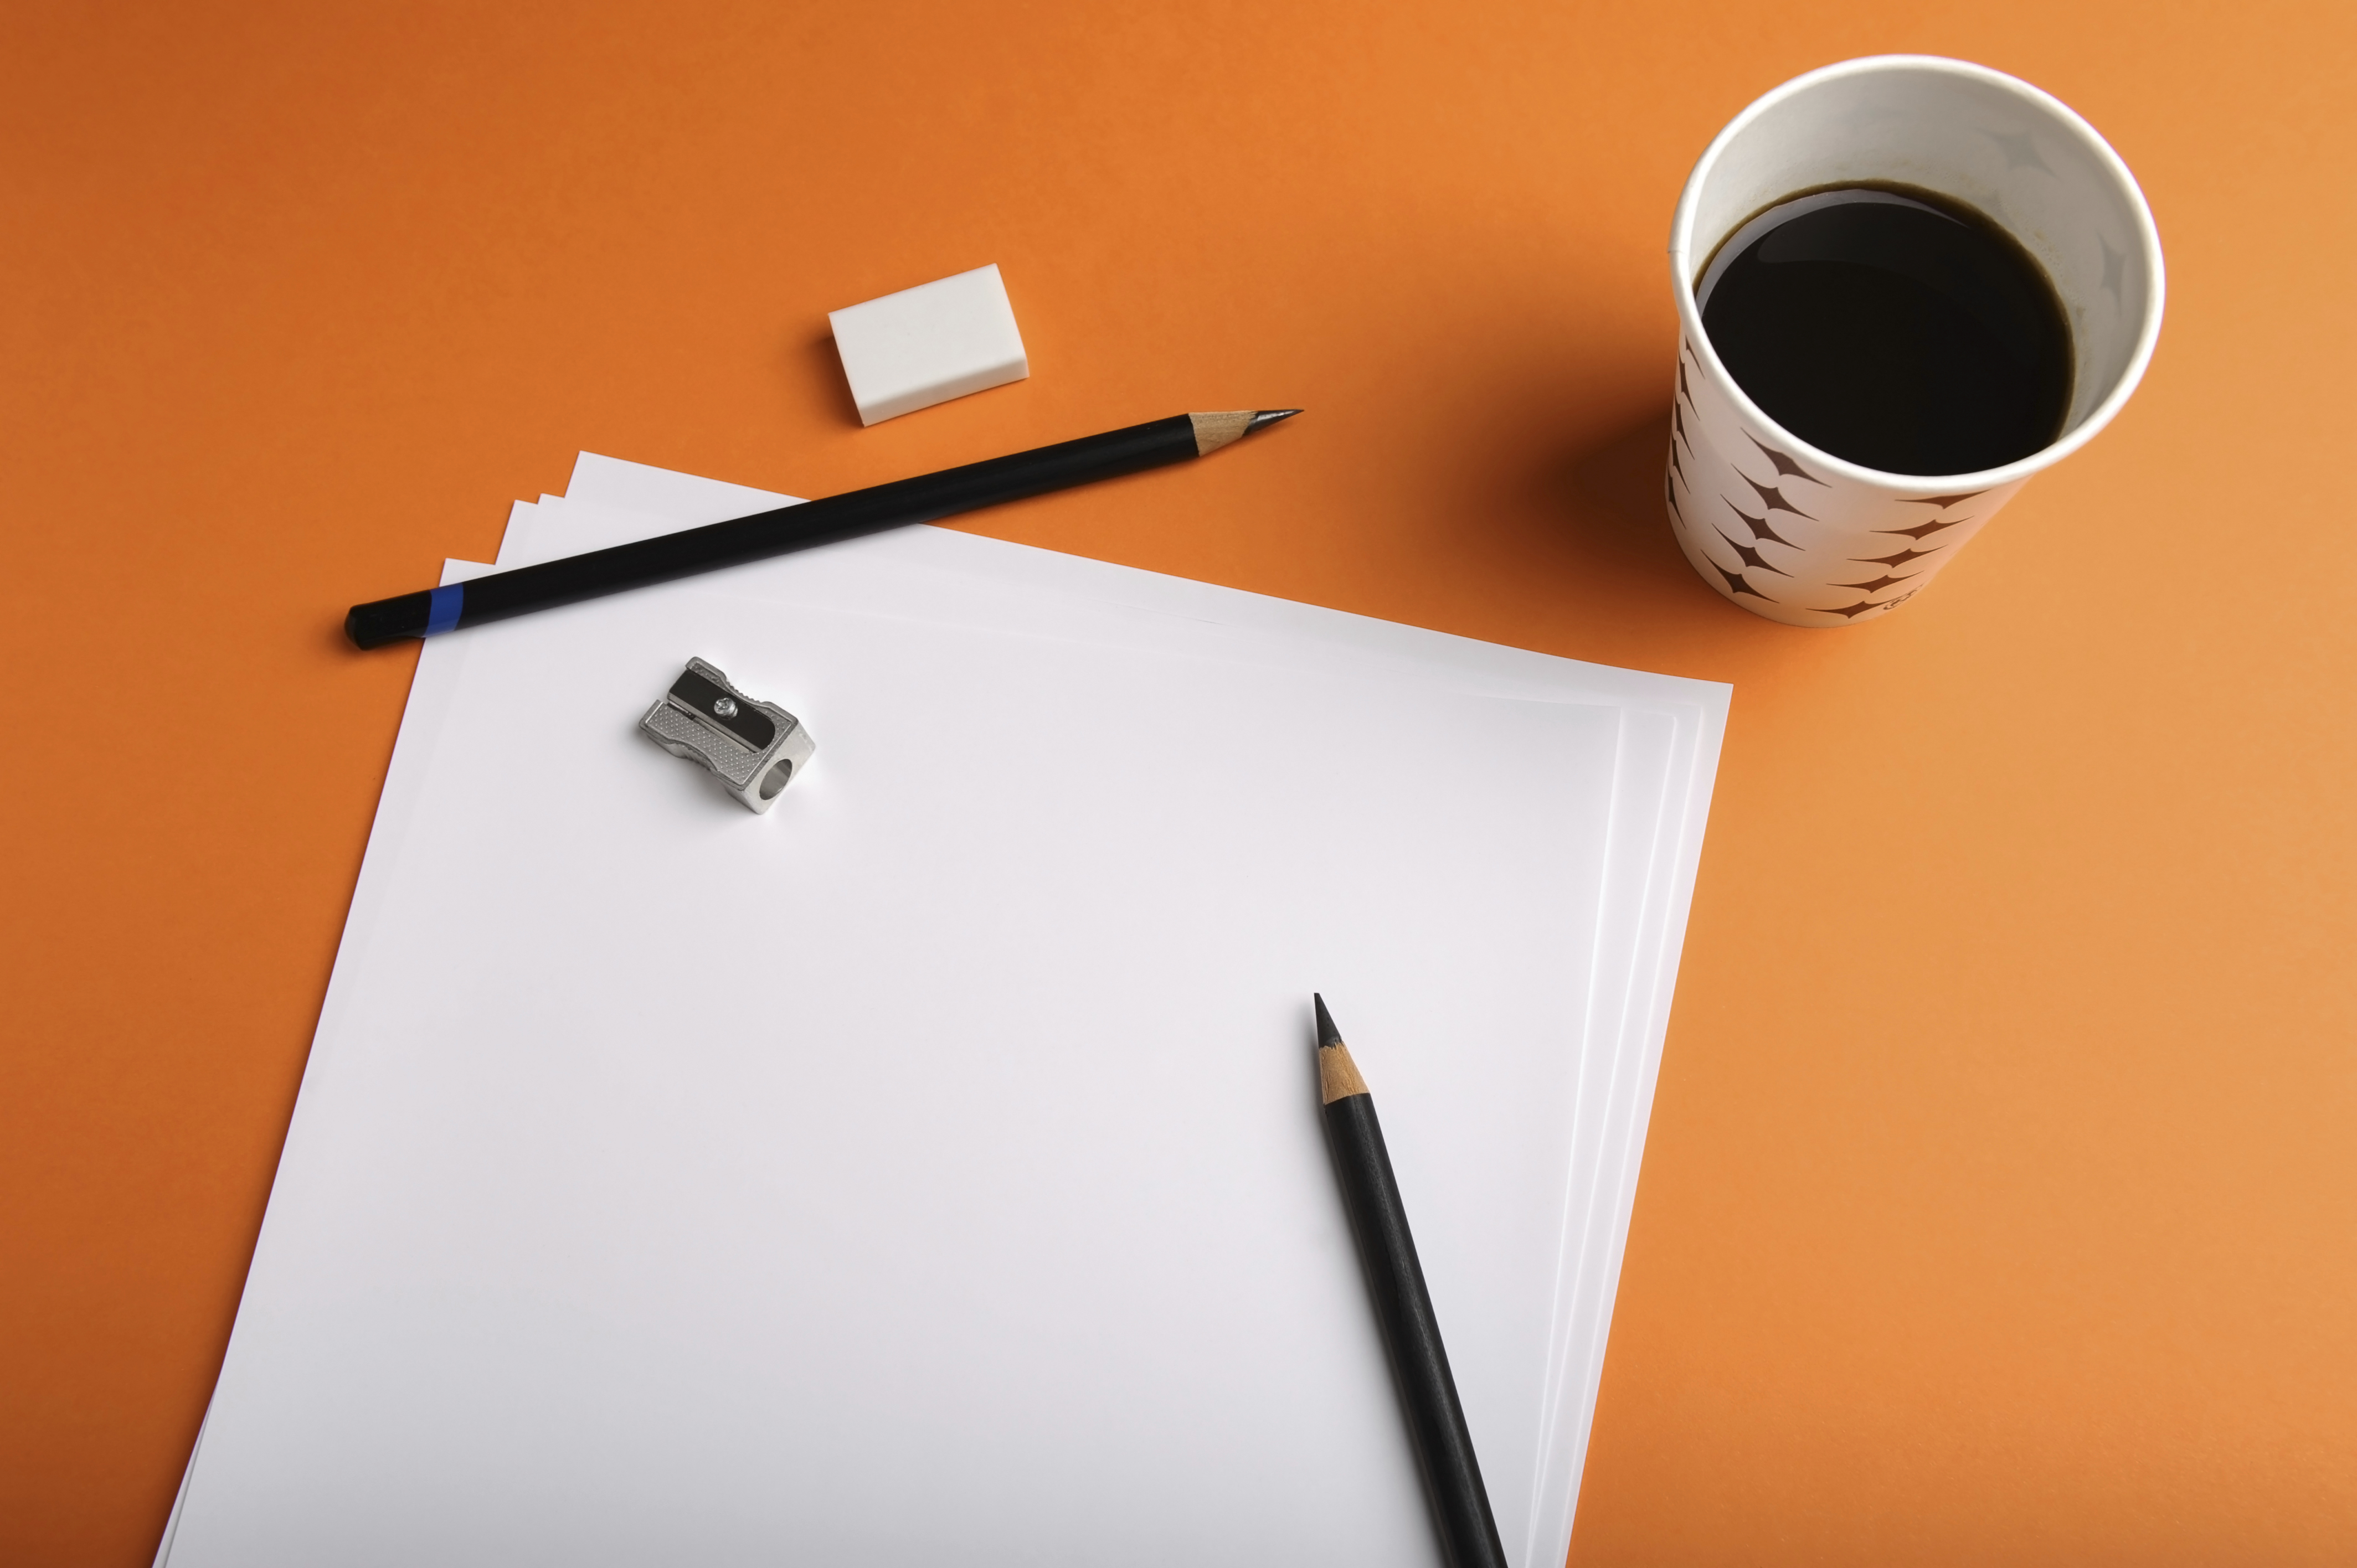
<box><xmin>639</xmin><ymin>658</ymin><xmax>815</xmax><ymax>814</ymax></box>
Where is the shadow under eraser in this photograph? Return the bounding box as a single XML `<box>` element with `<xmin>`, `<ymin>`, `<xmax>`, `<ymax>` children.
<box><xmin>827</xmin><ymin>264</ymin><xmax>1030</xmax><ymax>425</ymax></box>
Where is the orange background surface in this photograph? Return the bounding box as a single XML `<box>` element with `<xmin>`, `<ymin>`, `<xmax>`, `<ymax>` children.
<box><xmin>4</xmin><ymin>1</ymin><xmax>2354</xmax><ymax>1562</ymax></box>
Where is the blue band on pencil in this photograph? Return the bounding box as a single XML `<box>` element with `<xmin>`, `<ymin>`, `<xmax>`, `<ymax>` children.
<box><xmin>424</xmin><ymin>584</ymin><xmax>464</xmax><ymax>637</ymax></box>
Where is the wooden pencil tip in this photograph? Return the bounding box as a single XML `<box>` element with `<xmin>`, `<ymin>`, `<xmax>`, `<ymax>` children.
<box><xmin>1313</xmin><ymin>996</ymin><xmax>1368</xmax><ymax>1102</ymax></box>
<box><xmin>1190</xmin><ymin>409</ymin><xmax>1300</xmax><ymax>456</ymax></box>
<box><xmin>1313</xmin><ymin>993</ymin><xmax>1344</xmax><ymax>1050</ymax></box>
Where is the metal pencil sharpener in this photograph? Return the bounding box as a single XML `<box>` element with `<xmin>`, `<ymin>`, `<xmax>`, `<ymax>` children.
<box><xmin>638</xmin><ymin>658</ymin><xmax>815</xmax><ymax>813</ymax></box>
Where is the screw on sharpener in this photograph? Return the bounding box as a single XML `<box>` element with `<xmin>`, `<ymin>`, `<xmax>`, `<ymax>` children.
<box><xmin>638</xmin><ymin>658</ymin><xmax>815</xmax><ymax>814</ymax></box>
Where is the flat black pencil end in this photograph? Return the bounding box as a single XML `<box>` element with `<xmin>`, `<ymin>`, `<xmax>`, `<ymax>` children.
<box><xmin>1313</xmin><ymin>993</ymin><xmax>1343</xmax><ymax>1050</ymax></box>
<box><xmin>345</xmin><ymin>590</ymin><xmax>435</xmax><ymax>649</ymax></box>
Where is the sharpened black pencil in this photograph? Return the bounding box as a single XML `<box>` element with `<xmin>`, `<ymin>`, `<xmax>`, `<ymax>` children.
<box><xmin>343</xmin><ymin>409</ymin><xmax>1300</xmax><ymax>648</ymax></box>
<box><xmin>1314</xmin><ymin>993</ymin><xmax>1508</xmax><ymax>1568</ymax></box>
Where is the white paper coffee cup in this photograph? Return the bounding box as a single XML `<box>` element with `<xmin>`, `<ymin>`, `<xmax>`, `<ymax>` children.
<box><xmin>1666</xmin><ymin>56</ymin><xmax>2164</xmax><ymax>626</ymax></box>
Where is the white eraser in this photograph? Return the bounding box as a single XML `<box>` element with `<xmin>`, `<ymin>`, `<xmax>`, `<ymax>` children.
<box><xmin>827</xmin><ymin>264</ymin><xmax>1030</xmax><ymax>425</ymax></box>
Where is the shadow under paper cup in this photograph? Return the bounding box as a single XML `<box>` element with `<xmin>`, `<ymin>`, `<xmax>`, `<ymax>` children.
<box><xmin>1664</xmin><ymin>55</ymin><xmax>2165</xmax><ymax>627</ymax></box>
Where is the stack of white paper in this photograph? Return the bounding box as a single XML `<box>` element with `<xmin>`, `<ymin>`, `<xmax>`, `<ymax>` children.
<box><xmin>155</xmin><ymin>455</ymin><xmax>1727</xmax><ymax>1568</ymax></box>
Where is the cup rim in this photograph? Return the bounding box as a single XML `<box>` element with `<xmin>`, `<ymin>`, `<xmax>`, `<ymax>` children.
<box><xmin>1668</xmin><ymin>54</ymin><xmax>2166</xmax><ymax>491</ymax></box>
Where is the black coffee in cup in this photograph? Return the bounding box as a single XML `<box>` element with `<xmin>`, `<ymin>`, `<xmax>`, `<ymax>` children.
<box><xmin>1696</xmin><ymin>183</ymin><xmax>2072</xmax><ymax>477</ymax></box>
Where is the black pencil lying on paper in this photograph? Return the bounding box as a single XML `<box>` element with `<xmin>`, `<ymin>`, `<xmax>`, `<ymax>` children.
<box><xmin>343</xmin><ymin>409</ymin><xmax>1301</xmax><ymax>648</ymax></box>
<box><xmin>1314</xmin><ymin>994</ymin><xmax>1509</xmax><ymax>1568</ymax></box>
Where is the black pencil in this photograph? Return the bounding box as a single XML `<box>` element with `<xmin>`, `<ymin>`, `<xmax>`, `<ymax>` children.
<box><xmin>342</xmin><ymin>409</ymin><xmax>1299</xmax><ymax>648</ymax></box>
<box><xmin>1314</xmin><ymin>994</ymin><xmax>1509</xmax><ymax>1568</ymax></box>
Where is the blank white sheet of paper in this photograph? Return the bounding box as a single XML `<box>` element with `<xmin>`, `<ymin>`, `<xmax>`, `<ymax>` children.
<box><xmin>162</xmin><ymin>576</ymin><xmax>1630</xmax><ymax>1566</ymax></box>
